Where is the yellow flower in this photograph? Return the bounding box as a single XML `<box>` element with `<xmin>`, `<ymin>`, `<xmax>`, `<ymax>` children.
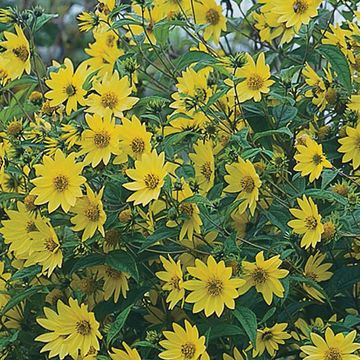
<box><xmin>0</xmin><ymin>201</ymin><xmax>35</xmax><ymax>258</ymax></box>
<box><xmin>155</xmin><ymin>0</ymin><xmax>192</xmax><ymax>17</ymax></box>
<box><xmin>110</xmin><ymin>342</ymin><xmax>141</xmax><ymax>360</ymax></box>
<box><xmin>156</xmin><ymin>255</ymin><xmax>185</xmax><ymax>310</ymax></box>
<box><xmin>189</xmin><ymin>140</ymin><xmax>215</xmax><ymax>195</ymax></box>
<box><xmin>228</xmin><ymin>53</ymin><xmax>274</xmax><ymax>102</ymax></box>
<box><xmin>45</xmin><ymin>58</ymin><xmax>90</xmax><ymax>115</ymax></box>
<box><xmin>0</xmin><ymin>24</ymin><xmax>31</xmax><ymax>79</ymax></box>
<box><xmin>36</xmin><ymin>298</ymin><xmax>102</xmax><ymax>359</ymax></box>
<box><xmin>70</xmin><ymin>185</ymin><xmax>106</xmax><ymax>241</ymax></box>
<box><xmin>347</xmin><ymin>95</ymin><xmax>360</xmax><ymax>112</ymax></box>
<box><xmin>194</xmin><ymin>0</ymin><xmax>227</xmax><ymax>44</ymax></box>
<box><xmin>301</xmin><ymin>328</ymin><xmax>360</xmax><ymax>360</ymax></box>
<box><xmin>114</xmin><ymin>115</ymin><xmax>152</xmax><ymax>164</ymax></box>
<box><xmin>253</xmin><ymin>323</ymin><xmax>291</xmax><ymax>357</ymax></box>
<box><xmin>223</xmin><ymin>347</ymin><xmax>246</xmax><ymax>360</ymax></box>
<box><xmin>31</xmin><ymin>149</ymin><xmax>86</xmax><ymax>213</ymax></box>
<box><xmin>183</xmin><ymin>256</ymin><xmax>245</xmax><ymax>317</ymax></box>
<box><xmin>0</xmin><ymin>55</ymin><xmax>10</xmax><ymax>85</ymax></box>
<box><xmin>294</xmin><ymin>137</ymin><xmax>332</xmax><ymax>182</ymax></box>
<box><xmin>86</xmin><ymin>71</ymin><xmax>138</xmax><ymax>118</ymax></box>
<box><xmin>224</xmin><ymin>157</ymin><xmax>262</xmax><ymax>216</ymax></box>
<box><xmin>303</xmin><ymin>252</ymin><xmax>333</xmax><ymax>302</ymax></box>
<box><xmin>123</xmin><ymin>151</ymin><xmax>168</xmax><ymax>206</ymax></box>
<box><xmin>26</xmin><ymin>217</ymin><xmax>63</xmax><ymax>277</ymax></box>
<box><xmin>0</xmin><ymin>261</ymin><xmax>11</xmax><ymax>309</ymax></box>
<box><xmin>237</xmin><ymin>251</ymin><xmax>289</xmax><ymax>305</ymax></box>
<box><xmin>77</xmin><ymin>12</ymin><xmax>100</xmax><ymax>32</ymax></box>
<box><xmin>98</xmin><ymin>265</ymin><xmax>130</xmax><ymax>302</ymax></box>
<box><xmin>159</xmin><ymin>320</ymin><xmax>208</xmax><ymax>360</ymax></box>
<box><xmin>338</xmin><ymin>122</ymin><xmax>360</xmax><ymax>170</ymax></box>
<box><xmin>288</xmin><ymin>195</ymin><xmax>324</xmax><ymax>249</ymax></box>
<box><xmin>79</xmin><ymin>113</ymin><xmax>120</xmax><ymax>167</ymax></box>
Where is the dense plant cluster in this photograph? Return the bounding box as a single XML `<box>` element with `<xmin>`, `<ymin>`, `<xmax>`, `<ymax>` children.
<box><xmin>0</xmin><ymin>0</ymin><xmax>359</xmax><ymax>359</ymax></box>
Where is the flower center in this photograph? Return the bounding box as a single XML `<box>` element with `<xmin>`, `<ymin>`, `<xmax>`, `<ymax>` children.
<box><xmin>305</xmin><ymin>271</ymin><xmax>318</xmax><ymax>281</ymax></box>
<box><xmin>261</xmin><ymin>330</ymin><xmax>273</xmax><ymax>341</ymax></box>
<box><xmin>53</xmin><ymin>175</ymin><xmax>69</xmax><ymax>192</ymax></box>
<box><xmin>76</xmin><ymin>320</ymin><xmax>91</xmax><ymax>336</ymax></box>
<box><xmin>44</xmin><ymin>238</ymin><xmax>58</xmax><ymax>252</ymax></box>
<box><xmin>79</xmin><ymin>278</ymin><xmax>96</xmax><ymax>294</ymax></box>
<box><xmin>293</xmin><ymin>0</ymin><xmax>309</xmax><ymax>14</ymax></box>
<box><xmin>144</xmin><ymin>173</ymin><xmax>160</xmax><ymax>190</ymax></box>
<box><xmin>181</xmin><ymin>342</ymin><xmax>196</xmax><ymax>359</ymax></box>
<box><xmin>94</xmin><ymin>131</ymin><xmax>110</xmax><ymax>148</ymax></box>
<box><xmin>200</xmin><ymin>161</ymin><xmax>212</xmax><ymax>182</ymax></box>
<box><xmin>325</xmin><ymin>348</ymin><xmax>342</xmax><ymax>360</ymax></box>
<box><xmin>65</xmin><ymin>84</ymin><xmax>76</xmax><ymax>96</ymax></box>
<box><xmin>305</xmin><ymin>216</ymin><xmax>318</xmax><ymax>230</ymax></box>
<box><xmin>241</xmin><ymin>175</ymin><xmax>255</xmax><ymax>193</ymax></box>
<box><xmin>26</xmin><ymin>221</ymin><xmax>37</xmax><ymax>232</ymax></box>
<box><xmin>84</xmin><ymin>203</ymin><xmax>100</xmax><ymax>222</ymax></box>
<box><xmin>207</xmin><ymin>278</ymin><xmax>224</xmax><ymax>296</ymax></box>
<box><xmin>130</xmin><ymin>137</ymin><xmax>146</xmax><ymax>154</ymax></box>
<box><xmin>106</xmin><ymin>34</ymin><xmax>116</xmax><ymax>48</ymax></box>
<box><xmin>170</xmin><ymin>275</ymin><xmax>181</xmax><ymax>290</ymax></box>
<box><xmin>205</xmin><ymin>8</ymin><xmax>220</xmax><ymax>25</ymax></box>
<box><xmin>105</xmin><ymin>229</ymin><xmax>120</xmax><ymax>246</ymax></box>
<box><xmin>194</xmin><ymin>87</ymin><xmax>207</xmax><ymax>102</ymax></box>
<box><xmin>312</xmin><ymin>154</ymin><xmax>323</xmax><ymax>165</ymax></box>
<box><xmin>12</xmin><ymin>45</ymin><xmax>29</xmax><ymax>62</ymax></box>
<box><xmin>180</xmin><ymin>203</ymin><xmax>194</xmax><ymax>218</ymax></box>
<box><xmin>247</xmin><ymin>74</ymin><xmax>264</xmax><ymax>91</ymax></box>
<box><xmin>101</xmin><ymin>92</ymin><xmax>118</xmax><ymax>109</ymax></box>
<box><xmin>105</xmin><ymin>266</ymin><xmax>122</xmax><ymax>279</ymax></box>
<box><xmin>251</xmin><ymin>267</ymin><xmax>268</xmax><ymax>284</ymax></box>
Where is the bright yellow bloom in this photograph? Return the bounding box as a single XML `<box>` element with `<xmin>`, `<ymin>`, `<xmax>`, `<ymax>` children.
<box><xmin>288</xmin><ymin>195</ymin><xmax>324</xmax><ymax>249</ymax></box>
<box><xmin>156</xmin><ymin>255</ymin><xmax>185</xmax><ymax>310</ymax></box>
<box><xmin>0</xmin><ymin>261</ymin><xmax>11</xmax><ymax>309</ymax></box>
<box><xmin>253</xmin><ymin>323</ymin><xmax>291</xmax><ymax>357</ymax></box>
<box><xmin>237</xmin><ymin>251</ymin><xmax>289</xmax><ymax>305</ymax></box>
<box><xmin>338</xmin><ymin>122</ymin><xmax>360</xmax><ymax>170</ymax></box>
<box><xmin>114</xmin><ymin>115</ymin><xmax>152</xmax><ymax>164</ymax></box>
<box><xmin>26</xmin><ymin>217</ymin><xmax>63</xmax><ymax>277</ymax></box>
<box><xmin>189</xmin><ymin>140</ymin><xmax>215</xmax><ymax>195</ymax></box>
<box><xmin>155</xmin><ymin>0</ymin><xmax>192</xmax><ymax>17</ymax></box>
<box><xmin>229</xmin><ymin>53</ymin><xmax>274</xmax><ymax>103</ymax></box>
<box><xmin>79</xmin><ymin>113</ymin><xmax>120</xmax><ymax>167</ymax></box>
<box><xmin>303</xmin><ymin>252</ymin><xmax>333</xmax><ymax>302</ymax></box>
<box><xmin>110</xmin><ymin>342</ymin><xmax>141</xmax><ymax>360</ymax></box>
<box><xmin>0</xmin><ymin>24</ymin><xmax>31</xmax><ymax>79</ymax></box>
<box><xmin>184</xmin><ymin>256</ymin><xmax>245</xmax><ymax>317</ymax></box>
<box><xmin>86</xmin><ymin>71</ymin><xmax>138</xmax><ymax>118</ymax></box>
<box><xmin>77</xmin><ymin>12</ymin><xmax>100</xmax><ymax>32</ymax></box>
<box><xmin>0</xmin><ymin>55</ymin><xmax>10</xmax><ymax>85</ymax></box>
<box><xmin>98</xmin><ymin>265</ymin><xmax>130</xmax><ymax>303</ymax></box>
<box><xmin>159</xmin><ymin>320</ymin><xmax>208</xmax><ymax>360</ymax></box>
<box><xmin>301</xmin><ymin>328</ymin><xmax>360</xmax><ymax>360</ymax></box>
<box><xmin>224</xmin><ymin>157</ymin><xmax>262</xmax><ymax>216</ymax></box>
<box><xmin>36</xmin><ymin>298</ymin><xmax>102</xmax><ymax>359</ymax></box>
<box><xmin>347</xmin><ymin>95</ymin><xmax>360</xmax><ymax>112</ymax></box>
<box><xmin>45</xmin><ymin>58</ymin><xmax>90</xmax><ymax>115</ymax></box>
<box><xmin>194</xmin><ymin>0</ymin><xmax>227</xmax><ymax>44</ymax></box>
<box><xmin>123</xmin><ymin>151</ymin><xmax>168</xmax><ymax>206</ymax></box>
<box><xmin>70</xmin><ymin>185</ymin><xmax>106</xmax><ymax>241</ymax></box>
<box><xmin>294</xmin><ymin>138</ymin><xmax>332</xmax><ymax>182</ymax></box>
<box><xmin>31</xmin><ymin>149</ymin><xmax>86</xmax><ymax>213</ymax></box>
<box><xmin>223</xmin><ymin>348</ymin><xmax>246</xmax><ymax>360</ymax></box>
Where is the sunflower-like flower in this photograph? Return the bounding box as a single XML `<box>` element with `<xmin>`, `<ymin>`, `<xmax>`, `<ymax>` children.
<box><xmin>303</xmin><ymin>252</ymin><xmax>333</xmax><ymax>302</ymax></box>
<box><xmin>228</xmin><ymin>53</ymin><xmax>274</xmax><ymax>103</ymax></box>
<box><xmin>183</xmin><ymin>256</ymin><xmax>245</xmax><ymax>317</ymax></box>
<box><xmin>36</xmin><ymin>298</ymin><xmax>102</xmax><ymax>359</ymax></box>
<box><xmin>253</xmin><ymin>323</ymin><xmax>291</xmax><ymax>357</ymax></box>
<box><xmin>223</xmin><ymin>347</ymin><xmax>246</xmax><ymax>360</ymax></box>
<box><xmin>294</xmin><ymin>137</ymin><xmax>332</xmax><ymax>182</ymax></box>
<box><xmin>45</xmin><ymin>58</ymin><xmax>90</xmax><ymax>115</ymax></box>
<box><xmin>156</xmin><ymin>255</ymin><xmax>185</xmax><ymax>310</ymax></box>
<box><xmin>77</xmin><ymin>11</ymin><xmax>100</xmax><ymax>32</ymax></box>
<box><xmin>224</xmin><ymin>157</ymin><xmax>262</xmax><ymax>216</ymax></box>
<box><xmin>70</xmin><ymin>185</ymin><xmax>106</xmax><ymax>241</ymax></box>
<box><xmin>0</xmin><ymin>24</ymin><xmax>31</xmax><ymax>79</ymax></box>
<box><xmin>86</xmin><ymin>71</ymin><xmax>138</xmax><ymax>118</ymax></box>
<box><xmin>288</xmin><ymin>195</ymin><xmax>324</xmax><ymax>249</ymax></box>
<box><xmin>30</xmin><ymin>149</ymin><xmax>86</xmax><ymax>213</ymax></box>
<box><xmin>159</xmin><ymin>320</ymin><xmax>209</xmax><ymax>360</ymax></box>
<box><xmin>237</xmin><ymin>251</ymin><xmax>289</xmax><ymax>305</ymax></box>
<box><xmin>79</xmin><ymin>113</ymin><xmax>120</xmax><ymax>167</ymax></box>
<box><xmin>301</xmin><ymin>328</ymin><xmax>360</xmax><ymax>360</ymax></box>
<box><xmin>110</xmin><ymin>342</ymin><xmax>141</xmax><ymax>360</ymax></box>
<box><xmin>338</xmin><ymin>122</ymin><xmax>360</xmax><ymax>170</ymax></box>
<box><xmin>123</xmin><ymin>151</ymin><xmax>168</xmax><ymax>206</ymax></box>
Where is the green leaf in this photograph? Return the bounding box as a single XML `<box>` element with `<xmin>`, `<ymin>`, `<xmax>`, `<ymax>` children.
<box><xmin>318</xmin><ymin>44</ymin><xmax>352</xmax><ymax>93</ymax></box>
<box><xmin>304</xmin><ymin>189</ymin><xmax>347</xmax><ymax>205</ymax></box>
<box><xmin>105</xmin><ymin>250</ymin><xmax>139</xmax><ymax>282</ymax></box>
<box><xmin>10</xmin><ymin>265</ymin><xmax>41</xmax><ymax>281</ymax></box>
<box><xmin>253</xmin><ymin>127</ymin><xmax>292</xmax><ymax>141</ymax></box>
<box><xmin>139</xmin><ymin>226</ymin><xmax>179</xmax><ymax>252</ymax></box>
<box><xmin>321</xmin><ymin>169</ymin><xmax>338</xmax><ymax>189</ymax></box>
<box><xmin>233</xmin><ymin>306</ymin><xmax>257</xmax><ymax>345</ymax></box>
<box><xmin>0</xmin><ymin>192</ymin><xmax>24</xmax><ymax>202</ymax></box>
<box><xmin>106</xmin><ymin>305</ymin><xmax>133</xmax><ymax>345</ymax></box>
<box><xmin>33</xmin><ymin>13</ymin><xmax>58</xmax><ymax>32</ymax></box>
<box><xmin>175</xmin><ymin>51</ymin><xmax>217</xmax><ymax>71</ymax></box>
<box><xmin>70</xmin><ymin>254</ymin><xmax>105</xmax><ymax>274</ymax></box>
